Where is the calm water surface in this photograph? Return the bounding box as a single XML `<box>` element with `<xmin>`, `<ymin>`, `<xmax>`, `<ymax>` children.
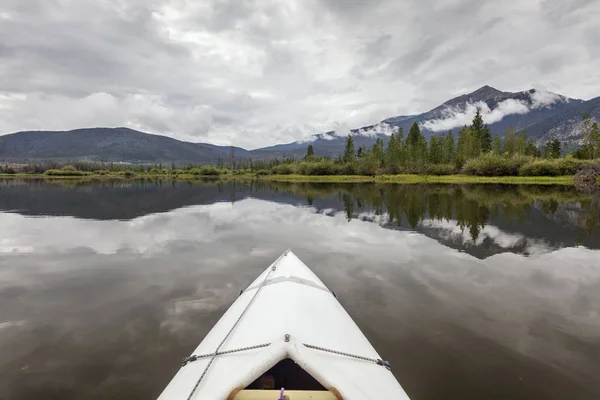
<box><xmin>0</xmin><ymin>179</ymin><xmax>599</xmax><ymax>399</ymax></box>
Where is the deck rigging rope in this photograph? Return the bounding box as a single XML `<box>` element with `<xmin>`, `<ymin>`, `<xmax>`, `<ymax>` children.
<box><xmin>301</xmin><ymin>343</ymin><xmax>391</xmax><ymax>370</ymax></box>
<box><xmin>184</xmin><ymin>253</ymin><xmax>283</xmax><ymax>400</ymax></box>
<box><xmin>183</xmin><ymin>342</ymin><xmax>391</xmax><ymax>370</ymax></box>
<box><xmin>182</xmin><ymin>343</ymin><xmax>271</xmax><ymax>365</ymax></box>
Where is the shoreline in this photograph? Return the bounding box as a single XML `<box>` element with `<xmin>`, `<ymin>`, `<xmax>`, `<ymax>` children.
<box><xmin>261</xmin><ymin>174</ymin><xmax>581</xmax><ymax>185</ymax></box>
<box><xmin>1</xmin><ymin>173</ymin><xmax>597</xmax><ymax>185</ymax></box>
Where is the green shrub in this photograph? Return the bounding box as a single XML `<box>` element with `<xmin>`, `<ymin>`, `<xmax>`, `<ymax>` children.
<box><xmin>273</xmin><ymin>164</ymin><xmax>295</xmax><ymax>175</ymax></box>
<box><xmin>425</xmin><ymin>164</ymin><xmax>455</xmax><ymax>176</ymax></box>
<box><xmin>255</xmin><ymin>169</ymin><xmax>270</xmax><ymax>176</ymax></box>
<box><xmin>341</xmin><ymin>162</ymin><xmax>357</xmax><ymax>175</ymax></box>
<box><xmin>44</xmin><ymin>167</ymin><xmax>90</xmax><ymax>176</ymax></box>
<box><xmin>356</xmin><ymin>158</ymin><xmax>378</xmax><ymax>175</ymax></box>
<box><xmin>555</xmin><ymin>157</ymin><xmax>594</xmax><ymax>175</ymax></box>
<box><xmin>519</xmin><ymin>157</ymin><xmax>594</xmax><ymax>176</ymax></box>
<box><xmin>185</xmin><ymin>167</ymin><xmax>221</xmax><ymax>176</ymax></box>
<box><xmin>292</xmin><ymin>160</ymin><xmax>343</xmax><ymax>175</ymax></box>
<box><xmin>463</xmin><ymin>154</ymin><xmax>532</xmax><ymax>176</ymax></box>
<box><xmin>519</xmin><ymin>159</ymin><xmax>559</xmax><ymax>176</ymax></box>
<box><xmin>199</xmin><ymin>166</ymin><xmax>221</xmax><ymax>176</ymax></box>
<box><xmin>295</xmin><ymin>162</ymin><xmax>309</xmax><ymax>175</ymax></box>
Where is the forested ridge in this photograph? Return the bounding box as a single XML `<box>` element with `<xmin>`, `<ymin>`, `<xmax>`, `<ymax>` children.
<box><xmin>263</xmin><ymin>110</ymin><xmax>600</xmax><ymax>177</ymax></box>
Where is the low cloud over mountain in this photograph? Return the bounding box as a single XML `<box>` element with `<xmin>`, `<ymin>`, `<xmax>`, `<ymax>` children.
<box><xmin>421</xmin><ymin>89</ymin><xmax>567</xmax><ymax>132</ymax></box>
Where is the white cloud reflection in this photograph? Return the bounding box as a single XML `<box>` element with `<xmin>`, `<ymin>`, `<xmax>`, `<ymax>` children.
<box><xmin>0</xmin><ymin>198</ymin><xmax>599</xmax><ymax>386</ymax></box>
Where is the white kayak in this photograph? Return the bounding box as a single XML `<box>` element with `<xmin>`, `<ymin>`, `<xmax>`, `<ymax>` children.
<box><xmin>158</xmin><ymin>250</ymin><xmax>411</xmax><ymax>400</ymax></box>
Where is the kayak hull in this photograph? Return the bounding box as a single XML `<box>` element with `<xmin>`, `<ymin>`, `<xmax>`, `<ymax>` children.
<box><xmin>158</xmin><ymin>250</ymin><xmax>410</xmax><ymax>399</ymax></box>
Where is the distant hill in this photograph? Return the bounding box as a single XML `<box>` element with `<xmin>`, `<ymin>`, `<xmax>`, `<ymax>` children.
<box><xmin>0</xmin><ymin>127</ymin><xmax>249</xmax><ymax>164</ymax></box>
<box><xmin>0</xmin><ymin>86</ymin><xmax>598</xmax><ymax>163</ymax></box>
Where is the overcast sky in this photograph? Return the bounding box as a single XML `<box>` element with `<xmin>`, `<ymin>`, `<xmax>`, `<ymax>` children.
<box><xmin>1</xmin><ymin>0</ymin><xmax>599</xmax><ymax>149</ymax></box>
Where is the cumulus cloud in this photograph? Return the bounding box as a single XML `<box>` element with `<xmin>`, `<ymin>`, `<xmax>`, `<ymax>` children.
<box><xmin>0</xmin><ymin>0</ymin><xmax>599</xmax><ymax>148</ymax></box>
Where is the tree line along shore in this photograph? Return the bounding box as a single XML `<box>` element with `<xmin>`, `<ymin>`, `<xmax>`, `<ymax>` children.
<box><xmin>1</xmin><ymin>110</ymin><xmax>599</xmax><ymax>184</ymax></box>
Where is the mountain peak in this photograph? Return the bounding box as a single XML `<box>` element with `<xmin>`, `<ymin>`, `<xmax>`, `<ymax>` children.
<box><xmin>440</xmin><ymin>85</ymin><xmax>506</xmax><ymax>109</ymax></box>
<box><xmin>472</xmin><ymin>85</ymin><xmax>503</xmax><ymax>95</ymax></box>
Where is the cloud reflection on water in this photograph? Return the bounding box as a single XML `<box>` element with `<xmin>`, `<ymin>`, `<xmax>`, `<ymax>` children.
<box><xmin>0</xmin><ymin>197</ymin><xmax>599</xmax><ymax>398</ymax></box>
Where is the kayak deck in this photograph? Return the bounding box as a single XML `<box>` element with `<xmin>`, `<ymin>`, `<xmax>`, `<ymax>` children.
<box><xmin>158</xmin><ymin>250</ymin><xmax>410</xmax><ymax>399</ymax></box>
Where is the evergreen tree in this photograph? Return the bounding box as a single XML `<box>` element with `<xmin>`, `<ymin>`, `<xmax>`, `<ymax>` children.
<box><xmin>516</xmin><ymin>131</ymin><xmax>527</xmax><ymax>155</ymax></box>
<box><xmin>306</xmin><ymin>144</ymin><xmax>314</xmax><ymax>158</ymax></box>
<box><xmin>470</xmin><ymin>108</ymin><xmax>485</xmax><ymax>156</ymax></box>
<box><xmin>457</xmin><ymin>125</ymin><xmax>481</xmax><ymax>160</ymax></box>
<box><xmin>471</xmin><ymin>108</ymin><xmax>485</xmax><ymax>134</ymax></box>
<box><xmin>396</xmin><ymin>127</ymin><xmax>405</xmax><ymax>146</ymax></box>
<box><xmin>396</xmin><ymin>128</ymin><xmax>406</xmax><ymax>169</ymax></box>
<box><xmin>582</xmin><ymin>113</ymin><xmax>594</xmax><ymax>159</ymax></box>
<box><xmin>407</xmin><ymin>122</ymin><xmax>420</xmax><ymax>146</ymax></box>
<box><xmin>591</xmin><ymin>122</ymin><xmax>600</xmax><ymax>159</ymax></box>
<box><xmin>525</xmin><ymin>139</ymin><xmax>541</xmax><ymax>157</ymax></box>
<box><xmin>443</xmin><ymin>130</ymin><xmax>455</xmax><ymax>164</ymax></box>
<box><xmin>573</xmin><ymin>144</ymin><xmax>594</xmax><ymax>159</ymax></box>
<box><xmin>492</xmin><ymin>136</ymin><xmax>502</xmax><ymax>154</ymax></box>
<box><xmin>543</xmin><ymin>141</ymin><xmax>552</xmax><ymax>158</ymax></box>
<box><xmin>480</xmin><ymin>124</ymin><xmax>492</xmax><ymax>153</ymax></box>
<box><xmin>406</xmin><ymin>122</ymin><xmax>427</xmax><ymax>170</ymax></box>
<box><xmin>385</xmin><ymin>132</ymin><xmax>404</xmax><ymax>173</ymax></box>
<box><xmin>429</xmin><ymin>136</ymin><xmax>439</xmax><ymax>164</ymax></box>
<box><xmin>343</xmin><ymin>135</ymin><xmax>356</xmax><ymax>163</ymax></box>
<box><xmin>544</xmin><ymin>139</ymin><xmax>561</xmax><ymax>159</ymax></box>
<box><xmin>357</xmin><ymin>146</ymin><xmax>363</xmax><ymax>158</ymax></box>
<box><xmin>372</xmin><ymin>137</ymin><xmax>385</xmax><ymax>167</ymax></box>
<box><xmin>503</xmin><ymin>127</ymin><xmax>517</xmax><ymax>156</ymax></box>
<box><xmin>551</xmin><ymin>139</ymin><xmax>561</xmax><ymax>158</ymax></box>
<box><xmin>456</xmin><ymin>126</ymin><xmax>469</xmax><ymax>169</ymax></box>
<box><xmin>385</xmin><ymin>133</ymin><xmax>397</xmax><ymax>168</ymax></box>
<box><xmin>429</xmin><ymin>135</ymin><xmax>445</xmax><ymax>164</ymax></box>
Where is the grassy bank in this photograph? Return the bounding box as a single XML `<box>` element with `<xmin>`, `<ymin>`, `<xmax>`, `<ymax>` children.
<box><xmin>262</xmin><ymin>174</ymin><xmax>581</xmax><ymax>185</ymax></box>
<box><xmin>0</xmin><ymin>172</ymin><xmax>255</xmax><ymax>180</ymax></box>
<box><xmin>2</xmin><ymin>172</ymin><xmax>598</xmax><ymax>185</ymax></box>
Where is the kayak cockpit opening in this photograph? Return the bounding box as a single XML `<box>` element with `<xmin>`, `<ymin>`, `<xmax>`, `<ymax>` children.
<box><xmin>228</xmin><ymin>358</ymin><xmax>342</xmax><ymax>399</ymax></box>
<box><xmin>246</xmin><ymin>358</ymin><xmax>325</xmax><ymax>391</ymax></box>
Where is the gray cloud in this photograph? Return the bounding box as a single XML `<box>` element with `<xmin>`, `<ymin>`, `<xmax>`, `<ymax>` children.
<box><xmin>0</xmin><ymin>0</ymin><xmax>599</xmax><ymax>148</ymax></box>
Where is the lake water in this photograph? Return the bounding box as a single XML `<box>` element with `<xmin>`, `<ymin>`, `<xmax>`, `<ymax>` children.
<box><xmin>0</xmin><ymin>179</ymin><xmax>599</xmax><ymax>399</ymax></box>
